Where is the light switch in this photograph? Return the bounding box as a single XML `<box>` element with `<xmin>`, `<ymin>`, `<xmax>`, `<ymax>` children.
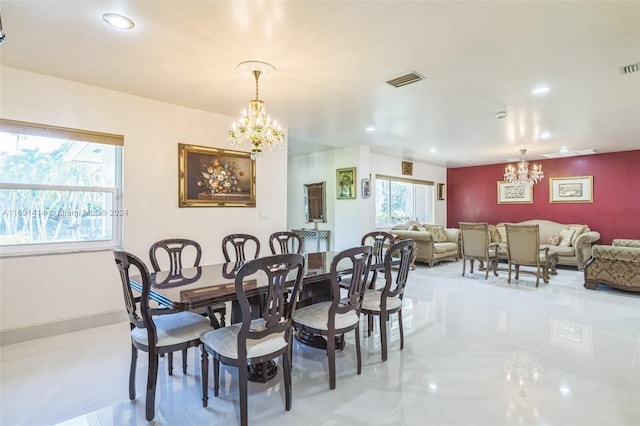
<box><xmin>260</xmin><ymin>211</ymin><xmax>269</xmax><ymax>219</ymax></box>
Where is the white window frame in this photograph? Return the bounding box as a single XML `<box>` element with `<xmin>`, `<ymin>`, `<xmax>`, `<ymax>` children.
<box><xmin>0</xmin><ymin>119</ymin><xmax>124</xmax><ymax>257</ymax></box>
<box><xmin>374</xmin><ymin>174</ymin><xmax>435</xmax><ymax>228</ymax></box>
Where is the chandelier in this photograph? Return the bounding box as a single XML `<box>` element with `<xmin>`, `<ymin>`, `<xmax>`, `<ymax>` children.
<box><xmin>228</xmin><ymin>61</ymin><xmax>284</xmax><ymax>160</ymax></box>
<box><xmin>504</xmin><ymin>148</ymin><xmax>544</xmax><ymax>187</ymax></box>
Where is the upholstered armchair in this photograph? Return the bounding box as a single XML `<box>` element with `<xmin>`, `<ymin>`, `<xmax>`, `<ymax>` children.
<box><xmin>584</xmin><ymin>239</ymin><xmax>640</xmax><ymax>292</ymax></box>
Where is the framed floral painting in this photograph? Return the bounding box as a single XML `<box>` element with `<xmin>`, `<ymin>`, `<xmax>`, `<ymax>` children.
<box><xmin>178</xmin><ymin>143</ymin><xmax>255</xmax><ymax>207</ymax></box>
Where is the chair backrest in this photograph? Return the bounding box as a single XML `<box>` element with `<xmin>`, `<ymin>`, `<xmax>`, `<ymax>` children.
<box><xmin>459</xmin><ymin>222</ymin><xmax>490</xmax><ymax>258</ymax></box>
<box><xmin>149</xmin><ymin>238</ymin><xmax>202</xmax><ymax>273</ymax></box>
<box><xmin>269</xmin><ymin>231</ymin><xmax>303</xmax><ymax>255</ymax></box>
<box><xmin>505</xmin><ymin>224</ymin><xmax>541</xmax><ymax>265</ymax></box>
<box><xmin>328</xmin><ymin>246</ymin><xmax>373</xmax><ymax>321</ymax></box>
<box><xmin>361</xmin><ymin>231</ymin><xmax>395</xmax><ymax>264</ymax></box>
<box><xmin>381</xmin><ymin>239</ymin><xmax>414</xmax><ymax>300</ymax></box>
<box><xmin>113</xmin><ymin>249</ymin><xmax>155</xmax><ymax>337</ymax></box>
<box><xmin>222</xmin><ymin>233</ymin><xmax>261</xmax><ymax>262</ymax></box>
<box><xmin>233</xmin><ymin>253</ymin><xmax>305</xmax><ymax>356</ymax></box>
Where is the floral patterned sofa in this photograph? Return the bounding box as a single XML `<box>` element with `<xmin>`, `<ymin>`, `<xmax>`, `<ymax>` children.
<box><xmin>584</xmin><ymin>239</ymin><xmax>640</xmax><ymax>292</ymax></box>
<box><xmin>492</xmin><ymin>219</ymin><xmax>600</xmax><ymax>270</ymax></box>
<box><xmin>390</xmin><ymin>220</ymin><xmax>460</xmax><ymax>268</ymax></box>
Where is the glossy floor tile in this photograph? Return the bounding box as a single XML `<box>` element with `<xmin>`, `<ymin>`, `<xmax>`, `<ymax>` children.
<box><xmin>2</xmin><ymin>261</ymin><xmax>639</xmax><ymax>425</ymax></box>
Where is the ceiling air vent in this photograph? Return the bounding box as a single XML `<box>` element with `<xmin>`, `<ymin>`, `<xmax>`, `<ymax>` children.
<box><xmin>386</xmin><ymin>71</ymin><xmax>425</xmax><ymax>88</ymax></box>
<box><xmin>620</xmin><ymin>62</ymin><xmax>639</xmax><ymax>75</ymax></box>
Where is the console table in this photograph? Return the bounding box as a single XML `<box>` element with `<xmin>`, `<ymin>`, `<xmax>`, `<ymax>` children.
<box><xmin>292</xmin><ymin>229</ymin><xmax>331</xmax><ymax>253</ymax></box>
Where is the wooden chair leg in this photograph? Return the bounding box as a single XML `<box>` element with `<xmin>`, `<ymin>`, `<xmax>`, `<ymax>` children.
<box><xmin>398</xmin><ymin>310</ymin><xmax>404</xmax><ymax>351</ymax></box>
<box><xmin>238</xmin><ymin>361</ymin><xmax>249</xmax><ymax>426</ymax></box>
<box><xmin>462</xmin><ymin>257</ymin><xmax>466</xmax><ymax>276</ymax></box>
<box><xmin>213</xmin><ymin>358</ymin><xmax>220</xmax><ymax>397</ymax></box>
<box><xmin>146</xmin><ymin>351</ymin><xmax>159</xmax><ymax>421</ymax></box>
<box><xmin>380</xmin><ymin>313</ymin><xmax>388</xmax><ymax>361</ymax></box>
<box><xmin>129</xmin><ymin>344</ymin><xmax>138</xmax><ymax>400</ymax></box>
<box><xmin>355</xmin><ymin>325</ymin><xmax>362</xmax><ymax>374</ymax></box>
<box><xmin>367</xmin><ymin>314</ymin><xmax>373</xmax><ymax>337</ymax></box>
<box><xmin>167</xmin><ymin>352</ymin><xmax>173</xmax><ymax>376</ymax></box>
<box><xmin>327</xmin><ymin>331</ymin><xmax>336</xmax><ymax>390</ymax></box>
<box><xmin>283</xmin><ymin>351</ymin><xmax>292</xmax><ymax>411</ymax></box>
<box><xmin>182</xmin><ymin>348</ymin><xmax>188</xmax><ymax>374</ymax></box>
<box><xmin>201</xmin><ymin>347</ymin><xmax>209</xmax><ymax>407</ymax></box>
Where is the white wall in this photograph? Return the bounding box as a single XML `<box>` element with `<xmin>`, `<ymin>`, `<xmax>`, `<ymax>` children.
<box><xmin>287</xmin><ymin>147</ymin><xmax>448</xmax><ymax>251</ymax></box>
<box><xmin>0</xmin><ymin>66</ymin><xmax>288</xmax><ymax>334</ymax></box>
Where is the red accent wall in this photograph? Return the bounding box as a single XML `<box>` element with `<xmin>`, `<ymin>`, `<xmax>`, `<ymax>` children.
<box><xmin>447</xmin><ymin>150</ymin><xmax>640</xmax><ymax>244</ymax></box>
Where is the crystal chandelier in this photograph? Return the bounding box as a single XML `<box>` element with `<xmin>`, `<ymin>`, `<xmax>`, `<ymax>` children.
<box><xmin>228</xmin><ymin>61</ymin><xmax>284</xmax><ymax>160</ymax></box>
<box><xmin>504</xmin><ymin>148</ymin><xmax>544</xmax><ymax>187</ymax></box>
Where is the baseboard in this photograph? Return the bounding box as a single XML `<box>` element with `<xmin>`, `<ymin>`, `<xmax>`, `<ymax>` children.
<box><xmin>0</xmin><ymin>310</ymin><xmax>128</xmax><ymax>346</ymax></box>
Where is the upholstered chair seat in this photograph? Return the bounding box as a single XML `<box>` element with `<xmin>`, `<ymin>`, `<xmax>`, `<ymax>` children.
<box><xmin>293</xmin><ymin>301</ymin><xmax>360</xmax><ymax>331</ymax></box>
<box><xmin>200</xmin><ymin>318</ymin><xmax>287</xmax><ymax>360</ymax></box>
<box><xmin>361</xmin><ymin>291</ymin><xmax>403</xmax><ymax>313</ymax></box>
<box><xmin>131</xmin><ymin>312</ymin><xmax>212</xmax><ymax>347</ymax></box>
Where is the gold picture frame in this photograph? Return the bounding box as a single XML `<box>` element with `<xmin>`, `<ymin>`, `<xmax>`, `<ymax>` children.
<box><xmin>437</xmin><ymin>183</ymin><xmax>446</xmax><ymax>201</ymax></box>
<box><xmin>178</xmin><ymin>143</ymin><xmax>256</xmax><ymax>207</ymax></box>
<box><xmin>402</xmin><ymin>161</ymin><xmax>413</xmax><ymax>176</ymax></box>
<box><xmin>550</xmin><ymin>176</ymin><xmax>593</xmax><ymax>203</ymax></box>
<box><xmin>336</xmin><ymin>167</ymin><xmax>356</xmax><ymax>199</ymax></box>
<box><xmin>497</xmin><ymin>181</ymin><xmax>533</xmax><ymax>204</ymax></box>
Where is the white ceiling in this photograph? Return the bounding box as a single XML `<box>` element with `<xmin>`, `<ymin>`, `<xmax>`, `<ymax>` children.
<box><xmin>1</xmin><ymin>1</ymin><xmax>639</xmax><ymax>167</ymax></box>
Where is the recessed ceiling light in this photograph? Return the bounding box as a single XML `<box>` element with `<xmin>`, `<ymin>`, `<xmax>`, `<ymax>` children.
<box><xmin>429</xmin><ymin>148</ymin><xmax>437</xmax><ymax>153</ymax></box>
<box><xmin>102</xmin><ymin>13</ymin><xmax>135</xmax><ymax>30</ymax></box>
<box><xmin>532</xmin><ymin>86</ymin><xmax>550</xmax><ymax>95</ymax></box>
<box><xmin>365</xmin><ymin>126</ymin><xmax>376</xmax><ymax>132</ymax></box>
<box><xmin>540</xmin><ymin>131</ymin><xmax>552</xmax><ymax>139</ymax></box>
<box><xmin>559</xmin><ymin>145</ymin><xmax>569</xmax><ymax>153</ymax></box>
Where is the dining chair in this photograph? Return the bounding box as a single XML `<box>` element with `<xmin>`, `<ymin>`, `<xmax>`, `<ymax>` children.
<box><xmin>149</xmin><ymin>238</ymin><xmax>227</xmax><ymax>327</ymax></box>
<box><xmin>200</xmin><ymin>253</ymin><xmax>305</xmax><ymax>426</ymax></box>
<box><xmin>361</xmin><ymin>231</ymin><xmax>395</xmax><ymax>289</ymax></box>
<box><xmin>269</xmin><ymin>231</ymin><xmax>303</xmax><ymax>255</ymax></box>
<box><xmin>293</xmin><ymin>245</ymin><xmax>373</xmax><ymax>389</ymax></box>
<box><xmin>361</xmin><ymin>239</ymin><xmax>414</xmax><ymax>361</ymax></box>
<box><xmin>113</xmin><ymin>249</ymin><xmax>213</xmax><ymax>422</ymax></box>
<box><xmin>459</xmin><ymin>222</ymin><xmax>499</xmax><ymax>280</ymax></box>
<box><xmin>505</xmin><ymin>224</ymin><xmax>550</xmax><ymax>287</ymax></box>
<box><xmin>222</xmin><ymin>233</ymin><xmax>261</xmax><ymax>262</ymax></box>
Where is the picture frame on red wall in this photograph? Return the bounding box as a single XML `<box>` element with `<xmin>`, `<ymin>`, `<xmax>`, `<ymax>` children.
<box><xmin>497</xmin><ymin>181</ymin><xmax>533</xmax><ymax>204</ymax></box>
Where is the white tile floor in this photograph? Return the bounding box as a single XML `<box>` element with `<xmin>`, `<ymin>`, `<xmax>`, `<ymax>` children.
<box><xmin>2</xmin><ymin>261</ymin><xmax>639</xmax><ymax>426</ymax></box>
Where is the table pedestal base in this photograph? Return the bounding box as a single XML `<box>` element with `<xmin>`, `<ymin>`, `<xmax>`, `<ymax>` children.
<box><xmin>295</xmin><ymin>329</ymin><xmax>345</xmax><ymax>350</ymax></box>
<box><xmin>248</xmin><ymin>361</ymin><xmax>277</xmax><ymax>383</ymax></box>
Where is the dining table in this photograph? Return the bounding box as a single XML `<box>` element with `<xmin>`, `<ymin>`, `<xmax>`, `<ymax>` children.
<box><xmin>129</xmin><ymin>251</ymin><xmax>385</xmax><ymax>381</ymax></box>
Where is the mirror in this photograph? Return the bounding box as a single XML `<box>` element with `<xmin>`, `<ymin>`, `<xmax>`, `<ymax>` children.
<box><xmin>304</xmin><ymin>182</ymin><xmax>326</xmax><ymax>223</ymax></box>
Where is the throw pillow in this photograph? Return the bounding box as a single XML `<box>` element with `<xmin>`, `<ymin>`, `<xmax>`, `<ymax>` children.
<box><xmin>433</xmin><ymin>226</ymin><xmax>448</xmax><ymax>243</ymax></box>
<box><xmin>548</xmin><ymin>234</ymin><xmax>560</xmax><ymax>246</ymax></box>
<box><xmin>488</xmin><ymin>225</ymin><xmax>501</xmax><ymax>243</ymax></box>
<box><xmin>567</xmin><ymin>225</ymin><xmax>586</xmax><ymax>246</ymax></box>
<box><xmin>425</xmin><ymin>224</ymin><xmax>448</xmax><ymax>242</ymax></box>
<box><xmin>558</xmin><ymin>228</ymin><xmax>575</xmax><ymax>247</ymax></box>
<box><xmin>496</xmin><ymin>225</ymin><xmax>507</xmax><ymax>243</ymax></box>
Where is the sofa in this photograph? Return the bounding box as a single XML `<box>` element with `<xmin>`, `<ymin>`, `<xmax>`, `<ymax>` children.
<box><xmin>492</xmin><ymin>219</ymin><xmax>600</xmax><ymax>270</ymax></box>
<box><xmin>390</xmin><ymin>220</ymin><xmax>460</xmax><ymax>268</ymax></box>
<box><xmin>584</xmin><ymin>239</ymin><xmax>640</xmax><ymax>292</ymax></box>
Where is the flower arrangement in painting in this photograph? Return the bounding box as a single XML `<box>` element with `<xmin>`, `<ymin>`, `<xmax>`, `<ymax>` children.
<box><xmin>197</xmin><ymin>159</ymin><xmax>244</xmax><ymax>194</ymax></box>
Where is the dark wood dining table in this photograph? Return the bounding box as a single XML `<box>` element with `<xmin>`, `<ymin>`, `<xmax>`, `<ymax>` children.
<box><xmin>129</xmin><ymin>251</ymin><xmax>355</xmax><ymax>312</ymax></box>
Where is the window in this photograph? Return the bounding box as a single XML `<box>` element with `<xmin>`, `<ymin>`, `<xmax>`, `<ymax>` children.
<box><xmin>0</xmin><ymin>119</ymin><xmax>123</xmax><ymax>256</ymax></box>
<box><xmin>375</xmin><ymin>174</ymin><xmax>434</xmax><ymax>228</ymax></box>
